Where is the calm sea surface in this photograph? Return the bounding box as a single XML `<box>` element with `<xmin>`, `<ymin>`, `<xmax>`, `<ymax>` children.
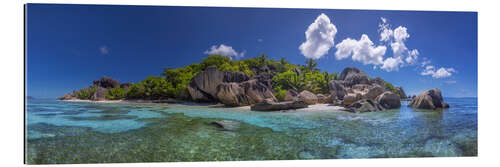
<box><xmin>25</xmin><ymin>98</ymin><xmax>477</xmax><ymax>164</ymax></box>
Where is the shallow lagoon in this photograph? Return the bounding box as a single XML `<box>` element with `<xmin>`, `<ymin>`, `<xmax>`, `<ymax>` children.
<box><xmin>25</xmin><ymin>98</ymin><xmax>477</xmax><ymax>164</ymax></box>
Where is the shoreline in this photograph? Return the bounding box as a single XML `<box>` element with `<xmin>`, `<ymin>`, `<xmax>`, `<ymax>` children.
<box><xmin>59</xmin><ymin>99</ymin><xmax>344</xmax><ymax>112</ymax></box>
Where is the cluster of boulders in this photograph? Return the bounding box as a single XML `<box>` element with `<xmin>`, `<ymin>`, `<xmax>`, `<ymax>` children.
<box><xmin>409</xmin><ymin>88</ymin><xmax>449</xmax><ymax>110</ymax></box>
<box><xmin>187</xmin><ymin>66</ymin><xmax>277</xmax><ymax>106</ymax></box>
<box><xmin>58</xmin><ymin>76</ymin><xmax>132</xmax><ymax>101</ymax></box>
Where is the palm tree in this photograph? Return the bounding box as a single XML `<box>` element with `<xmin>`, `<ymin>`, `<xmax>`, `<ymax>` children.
<box><xmin>305</xmin><ymin>58</ymin><xmax>318</xmax><ymax>72</ymax></box>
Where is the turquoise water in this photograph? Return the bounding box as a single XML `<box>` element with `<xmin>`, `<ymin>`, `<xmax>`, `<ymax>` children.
<box><xmin>25</xmin><ymin>98</ymin><xmax>477</xmax><ymax>164</ymax></box>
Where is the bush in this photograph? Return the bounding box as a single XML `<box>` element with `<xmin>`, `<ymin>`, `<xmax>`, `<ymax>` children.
<box><xmin>126</xmin><ymin>76</ymin><xmax>171</xmax><ymax>100</ymax></box>
<box><xmin>273</xmin><ymin>86</ymin><xmax>287</xmax><ymax>101</ymax></box>
<box><xmin>76</xmin><ymin>86</ymin><xmax>97</xmax><ymax>100</ymax></box>
<box><xmin>105</xmin><ymin>87</ymin><xmax>126</xmax><ymax>100</ymax></box>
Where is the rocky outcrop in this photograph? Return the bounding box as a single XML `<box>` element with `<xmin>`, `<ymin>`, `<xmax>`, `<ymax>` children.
<box><xmin>284</xmin><ymin>90</ymin><xmax>298</xmax><ymax>101</ymax></box>
<box><xmin>57</xmin><ymin>94</ymin><xmax>74</xmax><ymax>100</ymax></box>
<box><xmin>216</xmin><ymin>82</ymin><xmax>249</xmax><ymax>106</ymax></box>
<box><xmin>223</xmin><ymin>71</ymin><xmax>250</xmax><ymax>83</ymax></box>
<box><xmin>396</xmin><ymin>86</ymin><xmax>407</xmax><ymax>99</ymax></box>
<box><xmin>93</xmin><ymin>76</ymin><xmax>120</xmax><ymax>89</ymax></box>
<box><xmin>342</xmin><ymin>99</ymin><xmax>383</xmax><ymax>113</ymax></box>
<box><xmin>343</xmin><ymin>93</ymin><xmax>361</xmax><ymax>106</ymax></box>
<box><xmin>375</xmin><ymin>91</ymin><xmax>401</xmax><ymax>109</ymax></box>
<box><xmin>120</xmin><ymin>82</ymin><xmax>133</xmax><ymax>90</ymax></box>
<box><xmin>240</xmin><ymin>79</ymin><xmax>277</xmax><ymax>104</ymax></box>
<box><xmin>90</xmin><ymin>87</ymin><xmax>109</xmax><ymax>101</ymax></box>
<box><xmin>298</xmin><ymin>90</ymin><xmax>318</xmax><ymax>105</ymax></box>
<box><xmin>339</xmin><ymin>67</ymin><xmax>370</xmax><ymax>87</ymax></box>
<box><xmin>363</xmin><ymin>85</ymin><xmax>385</xmax><ymax>100</ymax></box>
<box><xmin>254</xmin><ymin>73</ymin><xmax>274</xmax><ymax>90</ymax></box>
<box><xmin>187</xmin><ymin>66</ymin><xmax>225</xmax><ymax>101</ymax></box>
<box><xmin>369</xmin><ymin>77</ymin><xmax>386</xmax><ymax>88</ymax></box>
<box><xmin>251</xmin><ymin>99</ymin><xmax>308</xmax><ymax>111</ymax></box>
<box><xmin>316</xmin><ymin>94</ymin><xmax>329</xmax><ymax>104</ymax></box>
<box><xmin>409</xmin><ymin>88</ymin><xmax>449</xmax><ymax>110</ymax></box>
<box><xmin>328</xmin><ymin>80</ymin><xmax>347</xmax><ymax>99</ymax></box>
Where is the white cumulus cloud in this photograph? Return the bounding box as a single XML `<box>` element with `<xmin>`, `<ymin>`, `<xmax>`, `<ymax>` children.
<box><xmin>406</xmin><ymin>49</ymin><xmax>419</xmax><ymax>64</ymax></box>
<box><xmin>420</xmin><ymin>65</ymin><xmax>456</xmax><ymax>78</ymax></box>
<box><xmin>381</xmin><ymin>56</ymin><xmax>404</xmax><ymax>72</ymax></box>
<box><xmin>204</xmin><ymin>44</ymin><xmax>245</xmax><ymax>59</ymax></box>
<box><xmin>335</xmin><ymin>34</ymin><xmax>386</xmax><ymax>66</ymax></box>
<box><xmin>299</xmin><ymin>13</ymin><xmax>338</xmax><ymax>59</ymax></box>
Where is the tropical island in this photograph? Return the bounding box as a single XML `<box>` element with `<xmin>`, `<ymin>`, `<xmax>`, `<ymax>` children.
<box><xmin>58</xmin><ymin>54</ymin><xmax>449</xmax><ymax>112</ymax></box>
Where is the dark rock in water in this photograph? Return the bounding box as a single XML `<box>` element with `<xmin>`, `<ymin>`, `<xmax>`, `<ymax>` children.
<box><xmin>223</xmin><ymin>71</ymin><xmax>250</xmax><ymax>83</ymax></box>
<box><xmin>93</xmin><ymin>76</ymin><xmax>120</xmax><ymax>89</ymax></box>
<box><xmin>284</xmin><ymin>90</ymin><xmax>298</xmax><ymax>101</ymax></box>
<box><xmin>57</xmin><ymin>94</ymin><xmax>74</xmax><ymax>100</ymax></box>
<box><xmin>120</xmin><ymin>82</ymin><xmax>133</xmax><ymax>90</ymax></box>
<box><xmin>339</xmin><ymin>67</ymin><xmax>370</xmax><ymax>87</ymax></box>
<box><xmin>91</xmin><ymin>87</ymin><xmax>109</xmax><ymax>101</ymax></box>
<box><xmin>187</xmin><ymin>66</ymin><xmax>225</xmax><ymax>102</ymax></box>
<box><xmin>328</xmin><ymin>80</ymin><xmax>347</xmax><ymax>100</ymax></box>
<box><xmin>375</xmin><ymin>91</ymin><xmax>401</xmax><ymax>109</ymax></box>
<box><xmin>409</xmin><ymin>88</ymin><xmax>449</xmax><ymax>110</ymax></box>
<box><xmin>209</xmin><ymin>120</ymin><xmax>241</xmax><ymax>131</ymax></box>
<box><xmin>343</xmin><ymin>99</ymin><xmax>383</xmax><ymax>113</ymax></box>
<box><xmin>251</xmin><ymin>99</ymin><xmax>308</xmax><ymax>111</ymax></box>
<box><xmin>298</xmin><ymin>90</ymin><xmax>318</xmax><ymax>105</ymax></box>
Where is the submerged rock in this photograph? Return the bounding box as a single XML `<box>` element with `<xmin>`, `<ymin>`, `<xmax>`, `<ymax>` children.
<box><xmin>209</xmin><ymin>120</ymin><xmax>241</xmax><ymax>131</ymax></box>
<box><xmin>409</xmin><ymin>88</ymin><xmax>449</xmax><ymax>110</ymax></box>
<box><xmin>250</xmin><ymin>99</ymin><xmax>308</xmax><ymax>111</ymax></box>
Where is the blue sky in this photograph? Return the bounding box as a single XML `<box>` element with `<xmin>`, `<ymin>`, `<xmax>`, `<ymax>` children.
<box><xmin>26</xmin><ymin>4</ymin><xmax>477</xmax><ymax>98</ymax></box>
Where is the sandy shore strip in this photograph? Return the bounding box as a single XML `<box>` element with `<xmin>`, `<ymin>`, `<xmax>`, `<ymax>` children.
<box><xmin>60</xmin><ymin>99</ymin><xmax>346</xmax><ymax>112</ymax></box>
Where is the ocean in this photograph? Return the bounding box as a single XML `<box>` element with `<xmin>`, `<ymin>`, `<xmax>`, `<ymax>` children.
<box><xmin>25</xmin><ymin>97</ymin><xmax>477</xmax><ymax>164</ymax></box>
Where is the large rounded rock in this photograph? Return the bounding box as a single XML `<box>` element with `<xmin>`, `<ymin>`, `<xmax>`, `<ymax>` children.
<box><xmin>409</xmin><ymin>88</ymin><xmax>449</xmax><ymax>110</ymax></box>
<box><xmin>342</xmin><ymin>93</ymin><xmax>361</xmax><ymax>106</ymax></box>
<box><xmin>284</xmin><ymin>90</ymin><xmax>298</xmax><ymax>101</ymax></box>
<box><xmin>396</xmin><ymin>86</ymin><xmax>407</xmax><ymax>99</ymax></box>
<box><xmin>93</xmin><ymin>76</ymin><xmax>120</xmax><ymax>89</ymax></box>
<box><xmin>298</xmin><ymin>90</ymin><xmax>318</xmax><ymax>105</ymax></box>
<box><xmin>223</xmin><ymin>71</ymin><xmax>250</xmax><ymax>83</ymax></box>
<box><xmin>328</xmin><ymin>80</ymin><xmax>347</xmax><ymax>99</ymax></box>
<box><xmin>363</xmin><ymin>85</ymin><xmax>385</xmax><ymax>100</ymax></box>
<box><xmin>57</xmin><ymin>94</ymin><xmax>74</xmax><ymax>100</ymax></box>
<box><xmin>343</xmin><ymin>99</ymin><xmax>383</xmax><ymax>113</ymax></box>
<box><xmin>240</xmin><ymin>79</ymin><xmax>277</xmax><ymax>104</ymax></box>
<box><xmin>339</xmin><ymin>67</ymin><xmax>370</xmax><ymax>87</ymax></box>
<box><xmin>369</xmin><ymin>77</ymin><xmax>386</xmax><ymax>88</ymax></box>
<box><xmin>251</xmin><ymin>99</ymin><xmax>308</xmax><ymax>111</ymax></box>
<box><xmin>216</xmin><ymin>83</ymin><xmax>248</xmax><ymax>106</ymax></box>
<box><xmin>316</xmin><ymin>94</ymin><xmax>330</xmax><ymax>104</ymax></box>
<box><xmin>187</xmin><ymin>66</ymin><xmax>225</xmax><ymax>101</ymax></box>
<box><xmin>375</xmin><ymin>91</ymin><xmax>401</xmax><ymax>109</ymax></box>
<box><xmin>91</xmin><ymin>87</ymin><xmax>109</xmax><ymax>101</ymax></box>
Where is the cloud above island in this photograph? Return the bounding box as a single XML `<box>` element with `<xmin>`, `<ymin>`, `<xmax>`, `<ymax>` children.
<box><xmin>299</xmin><ymin>13</ymin><xmax>337</xmax><ymax>59</ymax></box>
<box><xmin>99</xmin><ymin>45</ymin><xmax>109</xmax><ymax>55</ymax></box>
<box><xmin>204</xmin><ymin>44</ymin><xmax>245</xmax><ymax>59</ymax></box>
<box><xmin>334</xmin><ymin>34</ymin><xmax>386</xmax><ymax>66</ymax></box>
<box><xmin>421</xmin><ymin>65</ymin><xmax>456</xmax><ymax>78</ymax></box>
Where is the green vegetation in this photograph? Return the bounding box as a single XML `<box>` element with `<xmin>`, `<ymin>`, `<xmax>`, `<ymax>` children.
<box><xmin>105</xmin><ymin>87</ymin><xmax>126</xmax><ymax>100</ymax></box>
<box><xmin>384</xmin><ymin>81</ymin><xmax>400</xmax><ymax>97</ymax></box>
<box><xmin>75</xmin><ymin>86</ymin><xmax>97</xmax><ymax>100</ymax></box>
<box><xmin>72</xmin><ymin>54</ymin><xmax>352</xmax><ymax>100</ymax></box>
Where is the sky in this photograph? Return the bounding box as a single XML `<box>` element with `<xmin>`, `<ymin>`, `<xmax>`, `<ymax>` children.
<box><xmin>26</xmin><ymin>4</ymin><xmax>477</xmax><ymax>98</ymax></box>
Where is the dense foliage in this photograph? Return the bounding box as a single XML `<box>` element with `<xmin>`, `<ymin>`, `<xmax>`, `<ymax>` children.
<box><xmin>75</xmin><ymin>86</ymin><xmax>97</xmax><ymax>100</ymax></box>
<box><xmin>384</xmin><ymin>81</ymin><xmax>400</xmax><ymax>96</ymax></box>
<box><xmin>105</xmin><ymin>87</ymin><xmax>126</xmax><ymax>100</ymax></box>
